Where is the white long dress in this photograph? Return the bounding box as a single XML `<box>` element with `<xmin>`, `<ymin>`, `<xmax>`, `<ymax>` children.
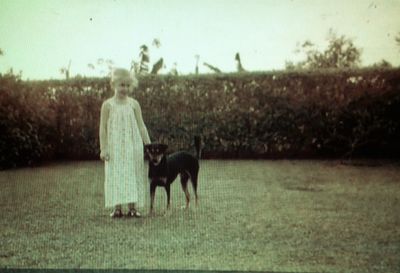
<box><xmin>104</xmin><ymin>97</ymin><xmax>146</xmax><ymax>208</ymax></box>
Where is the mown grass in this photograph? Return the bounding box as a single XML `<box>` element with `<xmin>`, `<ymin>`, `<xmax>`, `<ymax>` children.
<box><xmin>0</xmin><ymin>160</ymin><xmax>399</xmax><ymax>272</ymax></box>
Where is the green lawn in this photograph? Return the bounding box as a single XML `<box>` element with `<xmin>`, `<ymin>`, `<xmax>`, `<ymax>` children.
<box><xmin>0</xmin><ymin>160</ymin><xmax>399</xmax><ymax>272</ymax></box>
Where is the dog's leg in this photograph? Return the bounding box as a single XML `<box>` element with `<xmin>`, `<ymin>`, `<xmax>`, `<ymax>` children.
<box><xmin>150</xmin><ymin>183</ymin><xmax>157</xmax><ymax>215</ymax></box>
<box><xmin>191</xmin><ymin>170</ymin><xmax>199</xmax><ymax>206</ymax></box>
<box><xmin>183</xmin><ymin>185</ymin><xmax>190</xmax><ymax>209</ymax></box>
<box><xmin>165</xmin><ymin>184</ymin><xmax>171</xmax><ymax>210</ymax></box>
<box><xmin>180</xmin><ymin>173</ymin><xmax>190</xmax><ymax>209</ymax></box>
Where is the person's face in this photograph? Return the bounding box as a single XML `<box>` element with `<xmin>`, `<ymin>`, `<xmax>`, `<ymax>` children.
<box><xmin>113</xmin><ymin>77</ymin><xmax>133</xmax><ymax>97</ymax></box>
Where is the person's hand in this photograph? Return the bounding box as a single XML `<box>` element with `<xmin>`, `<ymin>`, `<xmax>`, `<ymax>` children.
<box><xmin>100</xmin><ymin>151</ymin><xmax>110</xmax><ymax>161</ymax></box>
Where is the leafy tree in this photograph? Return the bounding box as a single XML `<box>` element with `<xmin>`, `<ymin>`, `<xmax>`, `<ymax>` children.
<box><xmin>60</xmin><ymin>60</ymin><xmax>71</xmax><ymax>79</ymax></box>
<box><xmin>371</xmin><ymin>59</ymin><xmax>392</xmax><ymax>68</ymax></box>
<box><xmin>151</xmin><ymin>58</ymin><xmax>164</xmax><ymax>74</ymax></box>
<box><xmin>152</xmin><ymin>38</ymin><xmax>161</xmax><ymax>48</ymax></box>
<box><xmin>203</xmin><ymin>62</ymin><xmax>222</xmax><ymax>73</ymax></box>
<box><xmin>87</xmin><ymin>58</ymin><xmax>114</xmax><ymax>76</ymax></box>
<box><xmin>287</xmin><ymin>30</ymin><xmax>362</xmax><ymax>70</ymax></box>
<box><xmin>195</xmin><ymin>55</ymin><xmax>200</xmax><ymax>75</ymax></box>
<box><xmin>235</xmin><ymin>53</ymin><xmax>245</xmax><ymax>72</ymax></box>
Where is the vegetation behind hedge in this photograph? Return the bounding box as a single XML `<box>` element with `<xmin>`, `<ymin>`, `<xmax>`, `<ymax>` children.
<box><xmin>1</xmin><ymin>68</ymin><xmax>400</xmax><ymax>168</ymax></box>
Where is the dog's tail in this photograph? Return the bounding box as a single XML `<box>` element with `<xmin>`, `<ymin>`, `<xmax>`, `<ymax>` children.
<box><xmin>194</xmin><ymin>135</ymin><xmax>202</xmax><ymax>159</ymax></box>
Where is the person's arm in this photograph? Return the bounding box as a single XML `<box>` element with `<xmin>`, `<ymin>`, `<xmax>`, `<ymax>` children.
<box><xmin>133</xmin><ymin>100</ymin><xmax>151</xmax><ymax>145</ymax></box>
<box><xmin>99</xmin><ymin>101</ymin><xmax>110</xmax><ymax>160</ymax></box>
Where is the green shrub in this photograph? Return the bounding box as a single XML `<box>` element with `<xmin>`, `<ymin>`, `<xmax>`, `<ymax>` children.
<box><xmin>0</xmin><ymin>73</ymin><xmax>56</xmax><ymax>168</ymax></box>
<box><xmin>1</xmin><ymin>68</ymin><xmax>400</xmax><ymax>168</ymax></box>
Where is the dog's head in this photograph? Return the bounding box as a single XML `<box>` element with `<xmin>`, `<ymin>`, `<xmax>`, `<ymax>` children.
<box><xmin>145</xmin><ymin>143</ymin><xmax>168</xmax><ymax>166</ymax></box>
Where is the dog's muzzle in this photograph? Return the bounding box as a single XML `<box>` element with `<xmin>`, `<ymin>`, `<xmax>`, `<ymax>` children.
<box><xmin>151</xmin><ymin>159</ymin><xmax>160</xmax><ymax>165</ymax></box>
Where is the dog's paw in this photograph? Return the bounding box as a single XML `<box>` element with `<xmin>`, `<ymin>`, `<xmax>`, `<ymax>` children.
<box><xmin>163</xmin><ymin>209</ymin><xmax>172</xmax><ymax>216</ymax></box>
<box><xmin>180</xmin><ymin>205</ymin><xmax>190</xmax><ymax>210</ymax></box>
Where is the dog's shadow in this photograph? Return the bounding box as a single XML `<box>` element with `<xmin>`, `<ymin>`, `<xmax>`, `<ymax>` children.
<box><xmin>283</xmin><ymin>184</ymin><xmax>323</xmax><ymax>192</ymax></box>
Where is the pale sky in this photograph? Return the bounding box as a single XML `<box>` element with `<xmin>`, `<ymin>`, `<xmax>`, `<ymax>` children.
<box><xmin>0</xmin><ymin>0</ymin><xmax>399</xmax><ymax>80</ymax></box>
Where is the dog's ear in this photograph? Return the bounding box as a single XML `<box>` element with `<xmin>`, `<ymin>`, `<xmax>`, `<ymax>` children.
<box><xmin>144</xmin><ymin>144</ymin><xmax>153</xmax><ymax>153</ymax></box>
<box><xmin>159</xmin><ymin>144</ymin><xmax>168</xmax><ymax>153</ymax></box>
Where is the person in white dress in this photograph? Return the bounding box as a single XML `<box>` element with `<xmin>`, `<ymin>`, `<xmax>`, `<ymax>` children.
<box><xmin>99</xmin><ymin>68</ymin><xmax>151</xmax><ymax>218</ymax></box>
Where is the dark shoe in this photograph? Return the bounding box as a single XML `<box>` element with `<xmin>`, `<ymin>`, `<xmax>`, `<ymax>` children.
<box><xmin>110</xmin><ymin>209</ymin><xmax>123</xmax><ymax>218</ymax></box>
<box><xmin>126</xmin><ymin>209</ymin><xmax>141</xmax><ymax>218</ymax></box>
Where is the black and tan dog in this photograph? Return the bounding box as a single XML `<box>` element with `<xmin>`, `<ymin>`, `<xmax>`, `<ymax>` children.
<box><xmin>145</xmin><ymin>136</ymin><xmax>201</xmax><ymax>215</ymax></box>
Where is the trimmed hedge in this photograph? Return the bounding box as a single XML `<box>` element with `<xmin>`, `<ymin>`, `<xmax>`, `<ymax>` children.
<box><xmin>0</xmin><ymin>73</ymin><xmax>56</xmax><ymax>168</ymax></box>
<box><xmin>1</xmin><ymin>68</ymin><xmax>400</xmax><ymax>168</ymax></box>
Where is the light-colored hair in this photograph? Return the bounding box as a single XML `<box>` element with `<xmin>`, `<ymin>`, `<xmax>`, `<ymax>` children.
<box><xmin>110</xmin><ymin>68</ymin><xmax>138</xmax><ymax>88</ymax></box>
